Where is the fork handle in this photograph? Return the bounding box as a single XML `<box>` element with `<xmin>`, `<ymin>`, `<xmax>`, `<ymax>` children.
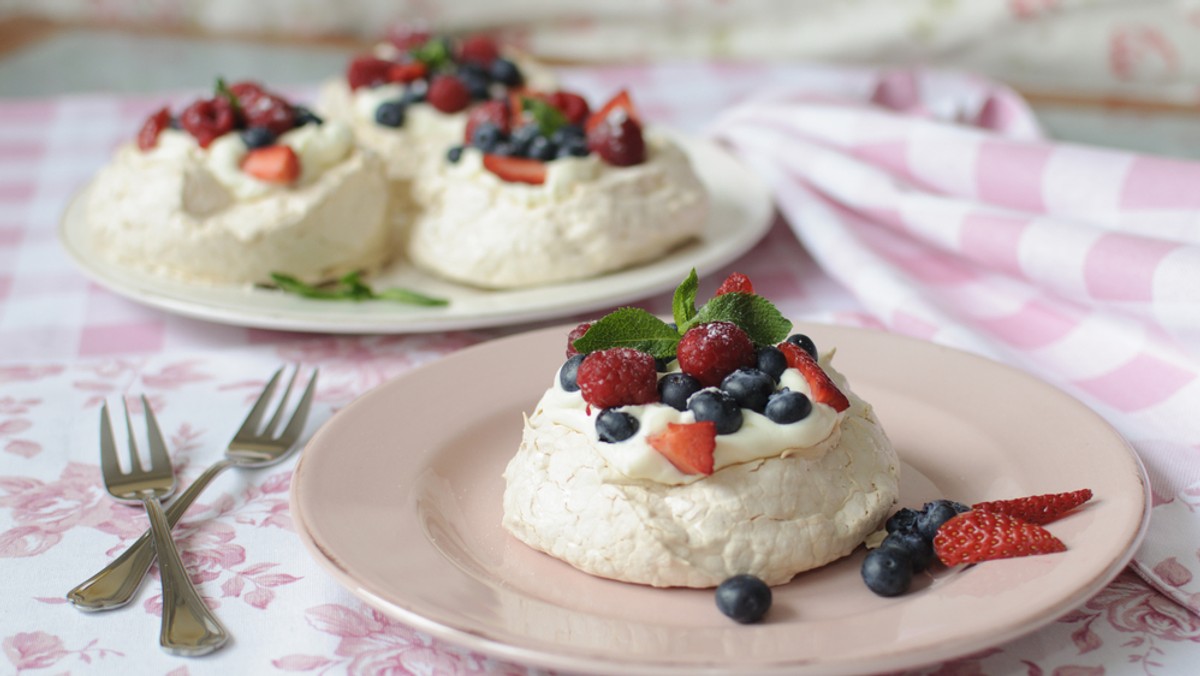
<box><xmin>67</xmin><ymin>459</ymin><xmax>234</xmax><ymax>610</ymax></box>
<box><xmin>143</xmin><ymin>495</ymin><xmax>229</xmax><ymax>656</ymax></box>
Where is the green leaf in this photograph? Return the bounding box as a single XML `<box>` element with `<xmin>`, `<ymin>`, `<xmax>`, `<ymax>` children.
<box><xmin>376</xmin><ymin>287</ymin><xmax>450</xmax><ymax>307</ymax></box>
<box><xmin>214</xmin><ymin>77</ymin><xmax>243</xmax><ymax>118</ymax></box>
<box><xmin>522</xmin><ymin>97</ymin><xmax>568</xmax><ymax>137</ymax></box>
<box><xmin>692</xmin><ymin>292</ymin><xmax>792</xmax><ymax>346</ymax></box>
<box><xmin>571</xmin><ymin>307</ymin><xmax>680</xmax><ymax>358</ymax></box>
<box><xmin>672</xmin><ymin>268</ymin><xmax>699</xmax><ymax>332</ymax></box>
<box><xmin>269</xmin><ymin>272</ymin><xmax>449</xmax><ymax>307</ymax></box>
<box><xmin>411</xmin><ymin>38</ymin><xmax>452</xmax><ymax>71</ymax></box>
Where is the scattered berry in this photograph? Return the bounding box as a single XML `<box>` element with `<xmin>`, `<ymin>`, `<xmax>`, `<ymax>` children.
<box><xmin>658</xmin><ymin>372</ymin><xmax>702</xmax><ymax>411</ymax></box>
<box><xmin>647</xmin><ymin>421</ymin><xmax>717</xmax><ymax>475</ymax></box>
<box><xmin>179</xmin><ymin>97</ymin><xmax>237</xmax><ymax>148</ymax></box>
<box><xmin>885</xmin><ymin>508</ymin><xmax>921</xmax><ymax>535</ymax></box>
<box><xmin>489</xmin><ymin>57</ymin><xmax>523</xmax><ymax>87</ymax></box>
<box><xmin>785</xmin><ymin>334</ymin><xmax>818</xmax><ymax>359</ymax></box>
<box><xmin>242</xmin><ymin>93</ymin><xmax>296</xmax><ymax>136</ymax></box>
<box><xmin>720</xmin><ymin>368</ymin><xmax>775</xmax><ymax>413</ymax></box>
<box><xmin>777</xmin><ymin>342</ymin><xmax>850</xmax><ymax>412</ymax></box>
<box><xmin>934</xmin><ymin>510</ymin><xmax>1066</xmax><ymax>566</ymax></box>
<box><xmin>587</xmin><ymin>114</ymin><xmax>645</xmax><ymax>167</ymax></box>
<box><xmin>559</xmin><ymin>354</ymin><xmax>585</xmax><ymax>392</ymax></box>
<box><xmin>457</xmin><ymin>34</ymin><xmax>500</xmax><ymax>66</ymax></box>
<box><xmin>861</xmin><ymin>547</ymin><xmax>913</xmax><ymax>597</ymax></box>
<box><xmin>565</xmin><ymin>321</ymin><xmax>593</xmax><ymax>357</ymax></box>
<box><xmin>576</xmin><ymin>348</ymin><xmax>659</xmax><ymax>409</ymax></box>
<box><xmin>374</xmin><ymin>100</ymin><xmax>407</xmax><ymax>128</ymax></box>
<box><xmin>388</xmin><ymin>61</ymin><xmax>428</xmax><ymax>84</ymax></box>
<box><xmin>715</xmin><ymin>574</ymin><xmax>771</xmax><ymax>624</ymax></box>
<box><xmin>426</xmin><ymin>75</ymin><xmax>471</xmax><ymax>113</ymax></box>
<box><xmin>916</xmin><ymin>500</ymin><xmax>971</xmax><ymax>542</ymax></box>
<box><xmin>676</xmin><ymin>321</ymin><xmax>756</xmax><ymax>387</ymax></box>
<box><xmin>715</xmin><ymin>272</ymin><xmax>754</xmax><ymax>296</ymax></box>
<box><xmin>596</xmin><ymin>409</ymin><xmax>639</xmax><ymax>443</ymax></box>
<box><xmin>972</xmin><ymin>489</ymin><xmax>1093</xmax><ymax>526</ymax></box>
<box><xmin>688</xmin><ymin>389</ymin><xmax>743</xmax><ymax>435</ymax></box>
<box><xmin>879</xmin><ymin>531</ymin><xmax>935</xmax><ymax>573</ymax></box>
<box><xmin>482</xmin><ymin>154</ymin><xmax>547</xmax><ymax>185</ymax></box>
<box><xmin>347</xmin><ymin>55</ymin><xmax>395</xmax><ymax>90</ymax></box>
<box><xmin>241</xmin><ymin>145</ymin><xmax>300</xmax><ymax>184</ymax></box>
<box><xmin>465</xmin><ymin>100</ymin><xmax>511</xmax><ymax>144</ymax></box>
<box><xmin>136</xmin><ymin>106</ymin><xmax>171</xmax><ymax>151</ymax></box>
<box><xmin>756</xmin><ymin>346</ymin><xmax>787</xmax><ymax>381</ymax></box>
<box><xmin>549</xmin><ymin>91</ymin><xmax>590</xmax><ymax>125</ymax></box>
<box><xmin>240</xmin><ymin>126</ymin><xmax>277</xmax><ymax>150</ymax></box>
<box><xmin>764</xmin><ymin>389</ymin><xmax>812</xmax><ymax>424</ymax></box>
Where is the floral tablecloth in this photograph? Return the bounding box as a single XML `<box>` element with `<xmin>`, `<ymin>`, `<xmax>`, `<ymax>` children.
<box><xmin>2</xmin><ymin>63</ymin><xmax>1200</xmax><ymax>674</ymax></box>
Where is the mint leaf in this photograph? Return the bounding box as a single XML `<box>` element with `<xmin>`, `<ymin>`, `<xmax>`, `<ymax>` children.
<box><xmin>214</xmin><ymin>77</ymin><xmax>243</xmax><ymax>117</ymax></box>
<box><xmin>411</xmin><ymin>38</ymin><xmax>451</xmax><ymax>71</ymax></box>
<box><xmin>692</xmin><ymin>292</ymin><xmax>792</xmax><ymax>345</ymax></box>
<box><xmin>571</xmin><ymin>307</ymin><xmax>680</xmax><ymax>358</ymax></box>
<box><xmin>376</xmin><ymin>287</ymin><xmax>450</xmax><ymax>307</ymax></box>
<box><xmin>672</xmin><ymin>268</ymin><xmax>699</xmax><ymax>331</ymax></box>
<box><xmin>269</xmin><ymin>272</ymin><xmax>448</xmax><ymax>306</ymax></box>
<box><xmin>522</xmin><ymin>97</ymin><xmax>568</xmax><ymax>137</ymax></box>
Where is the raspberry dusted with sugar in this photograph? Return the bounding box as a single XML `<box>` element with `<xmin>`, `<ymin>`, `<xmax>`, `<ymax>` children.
<box><xmin>179</xmin><ymin>97</ymin><xmax>236</xmax><ymax>149</ymax></box>
<box><xmin>427</xmin><ymin>75</ymin><xmax>471</xmax><ymax>113</ymax></box>
<box><xmin>715</xmin><ymin>272</ymin><xmax>754</xmax><ymax>296</ymax></box>
<box><xmin>677</xmin><ymin>321</ymin><xmax>756</xmax><ymax>388</ymax></box>
<box><xmin>565</xmin><ymin>321</ymin><xmax>593</xmax><ymax>357</ymax></box>
<box><xmin>576</xmin><ymin>348</ymin><xmax>659</xmax><ymax>409</ymax></box>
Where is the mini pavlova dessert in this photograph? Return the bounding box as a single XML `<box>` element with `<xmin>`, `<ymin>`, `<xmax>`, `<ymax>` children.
<box><xmin>502</xmin><ymin>271</ymin><xmax>900</xmax><ymax>588</ymax></box>
<box><xmin>85</xmin><ymin>80</ymin><xmax>389</xmax><ymax>285</ymax></box>
<box><xmin>408</xmin><ymin>90</ymin><xmax>708</xmax><ymax>289</ymax></box>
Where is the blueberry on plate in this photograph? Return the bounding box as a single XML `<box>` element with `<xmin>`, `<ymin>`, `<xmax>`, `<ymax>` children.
<box><xmin>240</xmin><ymin>126</ymin><xmax>277</xmax><ymax>150</ymax></box>
<box><xmin>785</xmin><ymin>333</ymin><xmax>818</xmax><ymax>359</ymax></box>
<box><xmin>715</xmin><ymin>574</ymin><xmax>772</xmax><ymax>624</ymax></box>
<box><xmin>688</xmin><ymin>389</ymin><xmax>743</xmax><ymax>435</ymax></box>
<box><xmin>879</xmin><ymin>530</ymin><xmax>935</xmax><ymax>573</ymax></box>
<box><xmin>374</xmin><ymin>100</ymin><xmax>406</xmax><ymax>128</ymax></box>
<box><xmin>885</xmin><ymin>507</ymin><xmax>921</xmax><ymax>535</ymax></box>
<box><xmin>861</xmin><ymin>547</ymin><xmax>912</xmax><ymax>597</ymax></box>
<box><xmin>756</xmin><ymin>345</ymin><xmax>787</xmax><ymax>381</ymax></box>
<box><xmin>559</xmin><ymin>353</ymin><xmax>586</xmax><ymax>392</ymax></box>
<box><xmin>720</xmin><ymin>368</ymin><xmax>775</xmax><ymax>413</ymax></box>
<box><xmin>916</xmin><ymin>499</ymin><xmax>971</xmax><ymax>541</ymax></box>
<box><xmin>764</xmin><ymin>389</ymin><xmax>812</xmax><ymax>424</ymax></box>
<box><xmin>596</xmin><ymin>409</ymin><xmax>638</xmax><ymax>443</ymax></box>
<box><xmin>658</xmin><ymin>373</ymin><xmax>702</xmax><ymax>411</ymax></box>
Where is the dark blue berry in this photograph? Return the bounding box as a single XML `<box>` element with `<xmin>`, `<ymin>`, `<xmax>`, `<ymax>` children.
<box><xmin>509</xmin><ymin>124</ymin><xmax>541</xmax><ymax>156</ymax></box>
<box><xmin>559</xmin><ymin>353</ymin><xmax>585</xmax><ymax>392</ymax></box>
<box><xmin>720</xmin><ymin>368</ymin><xmax>775</xmax><ymax>413</ymax></box>
<box><xmin>527</xmin><ymin>135</ymin><xmax>558</xmax><ymax>161</ymax></box>
<box><xmin>654</xmin><ymin>357</ymin><xmax>672</xmax><ymax>373</ymax></box>
<box><xmin>446</xmin><ymin>145</ymin><xmax>464</xmax><ymax>163</ymax></box>
<box><xmin>168</xmin><ymin>116</ymin><xmax>182</xmax><ymax>130</ymax></box>
<box><xmin>885</xmin><ymin>507</ymin><xmax>920</xmax><ymax>535</ymax></box>
<box><xmin>715</xmin><ymin>574</ymin><xmax>771</xmax><ymax>624</ymax></box>
<box><xmin>556</xmin><ymin>135</ymin><xmax>589</xmax><ymax>158</ymax></box>
<box><xmin>488</xmin><ymin>57</ymin><xmax>524</xmax><ymax>87</ymax></box>
<box><xmin>879</xmin><ymin>531</ymin><xmax>934</xmax><ymax>573</ymax></box>
<box><xmin>458</xmin><ymin>67</ymin><xmax>491</xmax><ymax>100</ymax></box>
<box><xmin>240</xmin><ymin>126</ymin><xmax>277</xmax><ymax>149</ymax></box>
<box><xmin>596</xmin><ymin>409</ymin><xmax>638</xmax><ymax>443</ymax></box>
<box><xmin>490</xmin><ymin>140</ymin><xmax>515</xmax><ymax>156</ymax></box>
<box><xmin>292</xmin><ymin>106</ymin><xmax>323</xmax><ymax>127</ymax></box>
<box><xmin>550</xmin><ymin>124</ymin><xmax>585</xmax><ymax>145</ymax></box>
<box><xmin>374</xmin><ymin>100</ymin><xmax>406</xmax><ymax>128</ymax></box>
<box><xmin>764</xmin><ymin>389</ymin><xmax>812</xmax><ymax>424</ymax></box>
<box><xmin>658</xmin><ymin>373</ymin><xmax>702</xmax><ymax>411</ymax></box>
<box><xmin>916</xmin><ymin>500</ymin><xmax>971</xmax><ymax>541</ymax></box>
<box><xmin>470</xmin><ymin>122</ymin><xmax>505</xmax><ymax>152</ymax></box>
<box><xmin>785</xmin><ymin>334</ymin><xmax>818</xmax><ymax>359</ymax></box>
<box><xmin>755</xmin><ymin>346</ymin><xmax>787</xmax><ymax>381</ymax></box>
<box><xmin>688</xmin><ymin>389</ymin><xmax>743</xmax><ymax>435</ymax></box>
<box><xmin>402</xmin><ymin>81</ymin><xmax>427</xmax><ymax>104</ymax></box>
<box><xmin>861</xmin><ymin>547</ymin><xmax>912</xmax><ymax>597</ymax></box>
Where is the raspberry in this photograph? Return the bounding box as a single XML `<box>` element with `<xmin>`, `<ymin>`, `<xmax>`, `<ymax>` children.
<box><xmin>715</xmin><ymin>272</ymin><xmax>754</xmax><ymax>296</ymax></box>
<box><xmin>387</xmin><ymin>25</ymin><xmax>431</xmax><ymax>51</ymax></box>
<box><xmin>587</xmin><ymin>114</ymin><xmax>645</xmax><ymax>167</ymax></box>
<box><xmin>136</xmin><ymin>106</ymin><xmax>171</xmax><ymax>151</ymax></box>
<box><xmin>676</xmin><ymin>322</ymin><xmax>756</xmax><ymax>388</ymax></box>
<box><xmin>242</xmin><ymin>93</ymin><xmax>296</xmax><ymax>136</ymax></box>
<box><xmin>347</xmin><ymin>55</ymin><xmax>394</xmax><ymax>90</ymax></box>
<box><xmin>228</xmin><ymin>81</ymin><xmax>266</xmax><ymax>108</ymax></box>
<box><xmin>564</xmin><ymin>321</ymin><xmax>592</xmax><ymax>357</ymax></box>
<box><xmin>179</xmin><ymin>97</ymin><xmax>237</xmax><ymax>149</ymax></box>
<box><xmin>464</xmin><ymin>99</ymin><xmax>511</xmax><ymax>145</ymax></box>
<box><xmin>576</xmin><ymin>348</ymin><xmax>659</xmax><ymax>409</ymax></box>
<box><xmin>549</xmin><ymin>91</ymin><xmax>590</xmax><ymax>126</ymax></box>
<box><xmin>457</xmin><ymin>34</ymin><xmax>500</xmax><ymax>66</ymax></box>
<box><xmin>427</xmin><ymin>75</ymin><xmax>471</xmax><ymax>113</ymax></box>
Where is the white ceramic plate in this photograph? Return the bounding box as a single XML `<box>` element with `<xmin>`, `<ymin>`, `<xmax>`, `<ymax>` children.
<box><xmin>58</xmin><ymin>134</ymin><xmax>771</xmax><ymax>333</ymax></box>
<box><xmin>291</xmin><ymin>323</ymin><xmax>1149</xmax><ymax>675</ymax></box>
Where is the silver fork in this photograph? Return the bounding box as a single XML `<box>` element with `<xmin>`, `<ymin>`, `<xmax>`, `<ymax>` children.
<box><xmin>68</xmin><ymin>366</ymin><xmax>318</xmax><ymax>611</ymax></box>
<box><xmin>98</xmin><ymin>396</ymin><xmax>229</xmax><ymax>655</ymax></box>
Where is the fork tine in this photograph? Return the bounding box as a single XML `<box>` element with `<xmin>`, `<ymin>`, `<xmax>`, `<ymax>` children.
<box><xmin>261</xmin><ymin>367</ymin><xmax>299</xmax><ymax>437</ymax></box>
<box><xmin>235</xmin><ymin>367</ymin><xmax>284</xmax><ymax>438</ymax></box>
<box><xmin>142</xmin><ymin>395</ymin><xmax>171</xmax><ymax>474</ymax></box>
<box><xmin>122</xmin><ymin>397</ymin><xmax>142</xmax><ymax>472</ymax></box>
<box><xmin>275</xmin><ymin>369</ymin><xmax>318</xmax><ymax>448</ymax></box>
<box><xmin>99</xmin><ymin>402</ymin><xmax>121</xmax><ymax>481</ymax></box>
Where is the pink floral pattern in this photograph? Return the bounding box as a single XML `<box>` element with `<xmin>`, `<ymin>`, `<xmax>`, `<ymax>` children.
<box><xmin>3</xmin><ymin>631</ymin><xmax>121</xmax><ymax>673</ymax></box>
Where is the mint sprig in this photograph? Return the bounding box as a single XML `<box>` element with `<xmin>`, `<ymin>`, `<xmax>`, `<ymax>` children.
<box><xmin>215</xmin><ymin>77</ymin><xmax>243</xmax><ymax>117</ymax></box>
<box><xmin>690</xmin><ymin>292</ymin><xmax>792</xmax><ymax>345</ymax></box>
<box><xmin>522</xmin><ymin>97</ymin><xmax>568</xmax><ymax>138</ymax></box>
<box><xmin>571</xmin><ymin>307</ymin><xmax>680</xmax><ymax>358</ymax></box>
<box><xmin>411</xmin><ymin>38</ymin><xmax>452</xmax><ymax>71</ymax></box>
<box><xmin>671</xmin><ymin>268</ymin><xmax>699</xmax><ymax>328</ymax></box>
<box><xmin>269</xmin><ymin>272</ymin><xmax>448</xmax><ymax>307</ymax></box>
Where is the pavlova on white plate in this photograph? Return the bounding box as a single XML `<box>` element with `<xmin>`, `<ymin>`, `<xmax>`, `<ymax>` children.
<box><xmin>502</xmin><ymin>271</ymin><xmax>900</xmax><ymax>588</ymax></box>
<box><xmin>85</xmin><ymin>79</ymin><xmax>388</xmax><ymax>286</ymax></box>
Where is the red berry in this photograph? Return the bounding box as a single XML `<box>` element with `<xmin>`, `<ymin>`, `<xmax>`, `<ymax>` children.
<box><xmin>576</xmin><ymin>348</ymin><xmax>659</xmax><ymax>409</ymax></box>
<box><xmin>715</xmin><ymin>272</ymin><xmax>754</xmax><ymax>296</ymax></box>
<box><xmin>648</xmin><ymin>421</ymin><xmax>717</xmax><ymax>475</ymax></box>
<box><xmin>347</xmin><ymin>55</ymin><xmax>395</xmax><ymax>90</ymax></box>
<box><xmin>587</xmin><ymin>115</ymin><xmax>646</xmax><ymax>167</ymax></box>
<box><xmin>136</xmin><ymin>106</ymin><xmax>171</xmax><ymax>151</ymax></box>
<box><xmin>179</xmin><ymin>97</ymin><xmax>237</xmax><ymax>149</ymax></box>
<box><xmin>241</xmin><ymin>145</ymin><xmax>300</xmax><ymax>184</ymax></box>
<box><xmin>565</xmin><ymin>321</ymin><xmax>593</xmax><ymax>357</ymax></box>
<box><xmin>388</xmin><ymin>61</ymin><xmax>428</xmax><ymax>84</ymax></box>
<box><xmin>676</xmin><ymin>322</ymin><xmax>756</xmax><ymax>388</ymax></box>
<box><xmin>387</xmin><ymin>25</ymin><xmax>431</xmax><ymax>51</ymax></box>
<box><xmin>242</xmin><ymin>93</ymin><xmax>295</xmax><ymax>136</ymax></box>
<box><xmin>776</xmin><ymin>342</ymin><xmax>850</xmax><ymax>412</ymax></box>
<box><xmin>585</xmin><ymin>89</ymin><xmax>640</xmax><ymax>133</ymax></box>
<box><xmin>427</xmin><ymin>75</ymin><xmax>471</xmax><ymax>113</ymax></box>
<box><xmin>482</xmin><ymin>154</ymin><xmax>546</xmax><ymax>185</ymax></box>
<box><xmin>457</xmin><ymin>34</ymin><xmax>500</xmax><ymax>66</ymax></box>
<box><xmin>464</xmin><ymin>99</ymin><xmax>511</xmax><ymax>144</ymax></box>
<box><xmin>228</xmin><ymin>81</ymin><xmax>266</xmax><ymax>108</ymax></box>
<box><xmin>933</xmin><ymin>510</ymin><xmax>1066</xmax><ymax>566</ymax></box>
<box><xmin>549</xmin><ymin>91</ymin><xmax>590</xmax><ymax>126</ymax></box>
<box><xmin>972</xmin><ymin>489</ymin><xmax>1093</xmax><ymax>526</ymax></box>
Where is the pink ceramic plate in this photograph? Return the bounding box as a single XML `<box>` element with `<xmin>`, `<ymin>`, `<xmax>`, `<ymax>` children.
<box><xmin>291</xmin><ymin>323</ymin><xmax>1149</xmax><ymax>675</ymax></box>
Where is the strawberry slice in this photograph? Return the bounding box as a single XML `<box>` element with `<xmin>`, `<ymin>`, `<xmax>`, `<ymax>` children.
<box><xmin>776</xmin><ymin>342</ymin><xmax>850</xmax><ymax>412</ymax></box>
<box><xmin>136</xmin><ymin>106</ymin><xmax>171</xmax><ymax>151</ymax></box>
<box><xmin>715</xmin><ymin>272</ymin><xmax>754</xmax><ymax>296</ymax></box>
<box><xmin>346</xmin><ymin>55</ymin><xmax>394</xmax><ymax>90</ymax></box>
<box><xmin>482</xmin><ymin>154</ymin><xmax>546</xmax><ymax>185</ymax></box>
<box><xmin>933</xmin><ymin>510</ymin><xmax>1066</xmax><ymax>566</ymax></box>
<box><xmin>241</xmin><ymin>145</ymin><xmax>300</xmax><ymax>184</ymax></box>
<box><xmin>647</xmin><ymin>421</ymin><xmax>717</xmax><ymax>475</ymax></box>
<box><xmin>585</xmin><ymin>89</ymin><xmax>640</xmax><ymax>133</ymax></box>
<box><xmin>388</xmin><ymin>61</ymin><xmax>428</xmax><ymax>84</ymax></box>
<box><xmin>972</xmin><ymin>489</ymin><xmax>1093</xmax><ymax>526</ymax></box>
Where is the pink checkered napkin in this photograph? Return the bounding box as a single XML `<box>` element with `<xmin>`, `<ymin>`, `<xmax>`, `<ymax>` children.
<box><xmin>710</xmin><ymin>69</ymin><xmax>1200</xmax><ymax>614</ymax></box>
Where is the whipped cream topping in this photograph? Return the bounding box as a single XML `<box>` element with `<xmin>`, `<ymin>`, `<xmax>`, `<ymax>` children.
<box><xmin>447</xmin><ymin>146</ymin><xmax>602</xmax><ymax>203</ymax></box>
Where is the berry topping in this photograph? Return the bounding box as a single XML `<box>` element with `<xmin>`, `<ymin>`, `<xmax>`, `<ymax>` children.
<box><xmin>647</xmin><ymin>421</ymin><xmax>717</xmax><ymax>475</ymax></box>
<box><xmin>915</xmin><ymin>499</ymin><xmax>971</xmax><ymax>541</ymax></box>
<box><xmin>861</xmin><ymin>547</ymin><xmax>913</xmax><ymax>597</ymax></box>
<box><xmin>576</xmin><ymin>348</ymin><xmax>659</xmax><ymax>409</ymax></box>
<box><xmin>677</xmin><ymin>321</ymin><xmax>756</xmax><ymax>388</ymax></box>
<box><xmin>687</xmin><ymin>389</ymin><xmax>743</xmax><ymax>435</ymax></box>
<box><xmin>885</xmin><ymin>507</ymin><xmax>921</xmax><ymax>534</ymax></box>
<box><xmin>785</xmin><ymin>333</ymin><xmax>818</xmax><ymax>360</ymax></box>
<box><xmin>388</xmin><ymin>61</ymin><xmax>429</xmax><ymax>84</ymax></box>
<box><xmin>347</xmin><ymin>55</ymin><xmax>396</xmax><ymax>90</ymax></box>
<box><xmin>136</xmin><ymin>106</ymin><xmax>171</xmax><ymax>151</ymax></box>
<box><xmin>387</xmin><ymin>25</ymin><xmax>431</xmax><ymax>51</ymax></box>
<box><xmin>240</xmin><ymin>126</ymin><xmax>277</xmax><ymax>150</ymax></box>
<box><xmin>457</xmin><ymin>34</ymin><xmax>500</xmax><ymax>66</ymax></box>
<box><xmin>482</xmin><ymin>154</ymin><xmax>547</xmax><ymax>185</ymax></box>
<box><xmin>227</xmin><ymin>81</ymin><xmax>266</xmax><ymax>106</ymax></box>
<box><xmin>446</xmin><ymin>145</ymin><xmax>464</xmax><ymax>163</ymax></box>
<box><xmin>715</xmin><ymin>574</ymin><xmax>772</xmax><ymax>624</ymax></box>
<box><xmin>526</xmin><ymin>135</ymin><xmax>557</xmax><ymax>161</ymax></box>
<box><xmin>549</xmin><ymin>91</ymin><xmax>590</xmax><ymax>126</ymax></box>
<box><xmin>427</xmin><ymin>75</ymin><xmax>471</xmax><ymax>113</ymax></box>
<box><xmin>715</xmin><ymin>272</ymin><xmax>754</xmax><ymax>296</ymax></box>
<box><xmin>375</xmin><ymin>100</ymin><xmax>407</xmax><ymax>128</ymax></box>
<box><xmin>777</xmin><ymin>342</ymin><xmax>850</xmax><ymax>412</ymax></box>
<box><xmin>465</xmin><ymin>100</ymin><xmax>511</xmax><ymax>145</ymax></box>
<box><xmin>585</xmin><ymin>89</ymin><xmax>640</xmax><ymax>133</ymax></box>
<box><xmin>879</xmin><ymin>530</ymin><xmax>935</xmax><ymax>573</ymax></box>
<box><xmin>509</xmin><ymin>123</ymin><xmax>542</xmax><ymax>156</ymax></box>
<box><xmin>489</xmin><ymin>58</ymin><xmax>524</xmax><ymax>87</ymax></box>
<box><xmin>596</xmin><ymin>409</ymin><xmax>640</xmax><ymax>443</ymax></box>
<box><xmin>471</xmin><ymin>122</ymin><xmax>506</xmax><ymax>153</ymax></box>
<box><xmin>972</xmin><ymin>489</ymin><xmax>1093</xmax><ymax>525</ymax></box>
<box><xmin>565</xmin><ymin>321</ymin><xmax>593</xmax><ymax>357</ymax></box>
<box><xmin>587</xmin><ymin>114</ymin><xmax>646</xmax><ymax>167</ymax></box>
<box><xmin>559</xmin><ymin>354</ymin><xmax>585</xmax><ymax>392</ymax></box>
<box><xmin>764</xmin><ymin>389</ymin><xmax>812</xmax><ymax>424</ymax></box>
<box><xmin>457</xmin><ymin>63</ymin><xmax>492</xmax><ymax>100</ymax></box>
<box><xmin>242</xmin><ymin>93</ymin><xmax>296</xmax><ymax>136</ymax></box>
<box><xmin>755</xmin><ymin>346</ymin><xmax>788</xmax><ymax>381</ymax></box>
<box><xmin>933</xmin><ymin>510</ymin><xmax>1066</xmax><ymax>566</ymax></box>
<box><xmin>720</xmin><ymin>368</ymin><xmax>775</xmax><ymax>413</ymax></box>
<box><xmin>179</xmin><ymin>97</ymin><xmax>237</xmax><ymax>149</ymax></box>
<box><xmin>241</xmin><ymin>145</ymin><xmax>300</xmax><ymax>184</ymax></box>
<box><xmin>292</xmin><ymin>106</ymin><xmax>323</xmax><ymax>127</ymax></box>
<box><xmin>658</xmin><ymin>372</ymin><xmax>702</xmax><ymax>411</ymax></box>
<box><xmin>552</xmin><ymin>125</ymin><xmax>589</xmax><ymax>158</ymax></box>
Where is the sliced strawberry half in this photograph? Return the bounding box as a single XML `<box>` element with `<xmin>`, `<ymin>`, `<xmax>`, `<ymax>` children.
<box><xmin>482</xmin><ymin>154</ymin><xmax>546</xmax><ymax>185</ymax></box>
<box><xmin>647</xmin><ymin>421</ymin><xmax>717</xmax><ymax>475</ymax></box>
<box><xmin>933</xmin><ymin>510</ymin><xmax>1066</xmax><ymax>566</ymax></box>
<box><xmin>777</xmin><ymin>342</ymin><xmax>850</xmax><ymax>412</ymax></box>
<box><xmin>585</xmin><ymin>89</ymin><xmax>640</xmax><ymax>133</ymax></box>
<box><xmin>388</xmin><ymin>61</ymin><xmax>428</xmax><ymax>84</ymax></box>
<box><xmin>136</xmin><ymin>106</ymin><xmax>171</xmax><ymax>151</ymax></box>
<box><xmin>972</xmin><ymin>489</ymin><xmax>1093</xmax><ymax>526</ymax></box>
<box><xmin>241</xmin><ymin>145</ymin><xmax>300</xmax><ymax>184</ymax></box>
<box><xmin>346</xmin><ymin>55</ymin><xmax>395</xmax><ymax>90</ymax></box>
<box><xmin>715</xmin><ymin>272</ymin><xmax>754</xmax><ymax>296</ymax></box>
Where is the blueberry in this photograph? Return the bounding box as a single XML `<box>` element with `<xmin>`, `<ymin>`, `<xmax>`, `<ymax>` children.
<box><xmin>374</xmin><ymin>100</ymin><xmax>407</xmax><ymax>128</ymax></box>
<box><xmin>715</xmin><ymin>574</ymin><xmax>771</xmax><ymax>624</ymax></box>
<box><xmin>755</xmin><ymin>346</ymin><xmax>787</xmax><ymax>381</ymax></box>
<box><xmin>168</xmin><ymin>116</ymin><xmax>182</xmax><ymax>130</ymax></box>
<box><xmin>885</xmin><ymin>507</ymin><xmax>921</xmax><ymax>535</ymax></box>
<box><xmin>879</xmin><ymin>531</ymin><xmax>934</xmax><ymax>573</ymax></box>
<box><xmin>446</xmin><ymin>145</ymin><xmax>464</xmax><ymax>163</ymax></box>
<box><xmin>720</xmin><ymin>368</ymin><xmax>775</xmax><ymax>413</ymax></box>
<box><xmin>550</xmin><ymin>124</ymin><xmax>585</xmax><ymax>145</ymax></box>
<box><xmin>861</xmin><ymin>547</ymin><xmax>912</xmax><ymax>597</ymax></box>
<box><xmin>527</xmin><ymin>135</ymin><xmax>558</xmax><ymax>161</ymax></box>
<box><xmin>402</xmin><ymin>81</ymin><xmax>427</xmax><ymax>104</ymax></box>
<box><xmin>470</xmin><ymin>122</ymin><xmax>505</xmax><ymax>152</ymax></box>
<box><xmin>785</xmin><ymin>334</ymin><xmax>818</xmax><ymax>359</ymax></box>
<box><xmin>596</xmin><ymin>409</ymin><xmax>638</xmax><ymax>443</ymax></box>
<box><xmin>764</xmin><ymin>389</ymin><xmax>812</xmax><ymax>424</ymax></box>
<box><xmin>458</xmin><ymin>68</ymin><xmax>491</xmax><ymax>100</ymax></box>
<box><xmin>489</xmin><ymin>57</ymin><xmax>524</xmax><ymax>87</ymax></box>
<box><xmin>688</xmin><ymin>389</ymin><xmax>742</xmax><ymax>434</ymax></box>
<box><xmin>509</xmin><ymin>124</ymin><xmax>541</xmax><ymax>156</ymax></box>
<box><xmin>556</xmin><ymin>135</ymin><xmax>589</xmax><ymax>158</ymax></box>
<box><xmin>292</xmin><ymin>106</ymin><xmax>323</xmax><ymax>127</ymax></box>
<box><xmin>658</xmin><ymin>373</ymin><xmax>702</xmax><ymax>411</ymax></box>
<box><xmin>559</xmin><ymin>353</ymin><xmax>585</xmax><ymax>392</ymax></box>
<box><xmin>240</xmin><ymin>126</ymin><xmax>277</xmax><ymax>149</ymax></box>
<box><xmin>654</xmin><ymin>357</ymin><xmax>673</xmax><ymax>373</ymax></box>
<box><xmin>490</xmin><ymin>140</ymin><xmax>515</xmax><ymax>156</ymax></box>
<box><xmin>916</xmin><ymin>500</ymin><xmax>971</xmax><ymax>541</ymax></box>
